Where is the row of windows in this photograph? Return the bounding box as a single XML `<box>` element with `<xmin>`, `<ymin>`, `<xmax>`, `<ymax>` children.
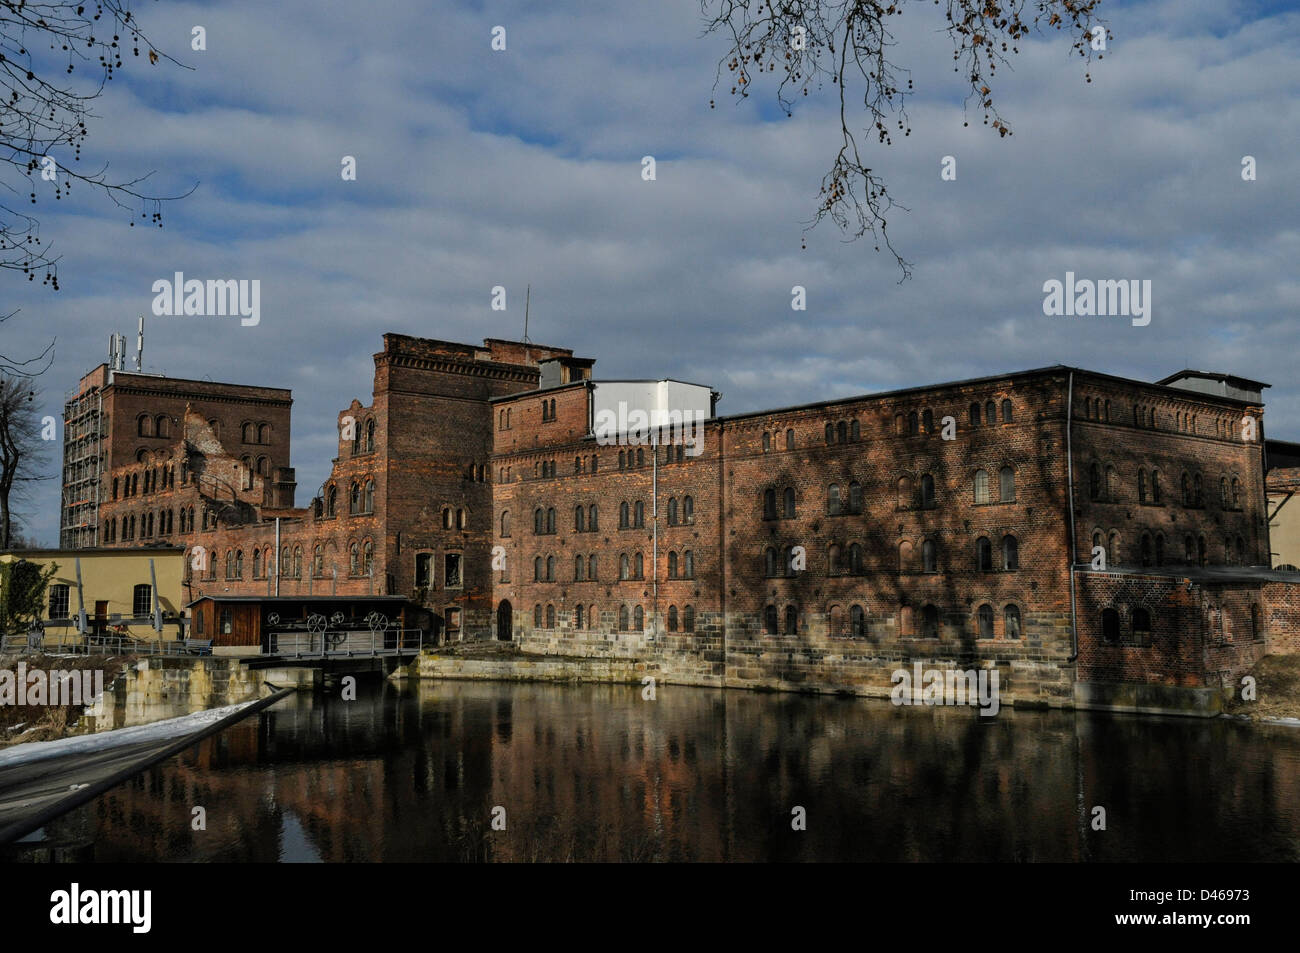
<box><xmin>135</xmin><ymin>414</ymin><xmax>173</xmax><ymax>439</ymax></box>
<box><xmin>531</xmin><ymin>603</ymin><xmax>697</xmax><ymax>633</ymax></box>
<box><xmin>414</xmin><ymin>552</ymin><xmax>462</xmax><ymax>589</ymax></box>
<box><xmin>111</xmin><ymin>465</ymin><xmax>178</xmax><ymax>499</ymax></box>
<box><xmin>316</xmin><ymin>480</ymin><xmax>376</xmax><ymax>518</ymax></box>
<box><xmin>763</xmin><ymin>469</ymin><xmax>1017</xmax><ymax>519</ymax></box>
<box><xmin>47</xmin><ymin>584</ymin><xmax>152</xmax><ymax>619</ymax></box>
<box><xmin>240</xmin><ymin>421</ymin><xmax>274</xmax><ymax>445</ymax></box>
<box><xmin>761</xmin><ymin>602</ymin><xmax>1023</xmax><ymax>639</ymax></box>
<box><xmin>102</xmin><ymin>509</ymin><xmax>178</xmax><ymax>542</ymax></box>
<box><xmin>540</xmin><ymin>398</ymin><xmax>558</xmax><ymax>422</ymax></box>
<box><xmin>761</xmin><ymin>535</ymin><xmax>1020</xmax><ymax>576</ymax></box>
<box><xmin>1100</xmin><ymin>530</ymin><xmax>1251</xmax><ymax>568</ymax></box>
<box><xmin>350</xmin><ymin>418</ymin><xmax>376</xmax><ymax>454</ymax></box>
<box><xmin>187</xmin><ymin>541</ymin><xmax>384</xmax><ymax>581</ymax></box>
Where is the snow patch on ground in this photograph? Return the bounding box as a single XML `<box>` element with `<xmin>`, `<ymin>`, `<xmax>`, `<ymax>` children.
<box><xmin>0</xmin><ymin>700</ymin><xmax>258</xmax><ymax>769</ymax></box>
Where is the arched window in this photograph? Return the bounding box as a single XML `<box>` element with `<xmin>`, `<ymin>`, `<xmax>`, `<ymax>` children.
<box><xmin>364</xmin><ymin>479</ymin><xmax>374</xmax><ymax>513</ymax></box>
<box><xmin>895</xmin><ymin>414</ymin><xmax>905</xmax><ymax>435</ymax></box>
<box><xmin>156</xmin><ymin>415</ymin><xmax>170</xmax><ymax>438</ymax></box>
<box><xmin>922</xmin><ymin>539</ymin><xmax>936</xmax><ymax>572</ymax></box>
<box><xmin>574</xmin><ymin>506</ymin><xmax>585</xmax><ymax>532</ymax></box>
<box><xmin>620</xmin><ymin>501</ymin><xmax>630</xmax><ymax>528</ymax></box>
<box><xmin>253</xmin><ymin>549</ymin><xmax>263</xmax><ymax>578</ymax></box>
<box><xmin>364</xmin><ymin>419</ymin><xmax>375</xmax><ymax>452</ymax></box>
<box><xmin>588</xmin><ymin>554</ymin><xmax>597</xmax><ymax>580</ymax></box>
<box><xmin>976</xmin><ymin>537</ymin><xmax>993</xmax><ymax>571</ymax></box>
<box><xmin>619</xmin><ymin>605</ymin><xmax>630</xmax><ymax>631</ymax></box>
<box><xmin>764</xmin><ymin>547</ymin><xmax>778</xmax><ymax>577</ymax></box>
<box><xmin>921</xmin><ymin>605</ymin><xmax>940</xmax><ymax>639</ymax></box>
<box><xmin>898</xmin><ymin>540</ymin><xmax>913</xmax><ymax>572</ymax></box>
<box><xmin>920</xmin><ymin>474</ymin><xmax>935</xmax><ymax>507</ymax></box>
<box><xmin>362</xmin><ymin>540</ymin><xmax>373</xmax><ymax>574</ymax></box>
<box><xmin>837</xmin><ymin>420</ymin><xmax>848</xmax><ymax>443</ymax></box>
<box><xmin>985</xmin><ymin>401</ymin><xmax>996</xmax><ymax>426</ymax></box>
<box><xmin>762</xmin><ymin>432</ymin><xmax>772</xmax><ymax>452</ymax></box>
<box><xmin>292</xmin><ymin>546</ymin><xmax>302</xmax><ymax>578</ymax></box>
<box><xmin>501</xmin><ymin>510</ymin><xmax>511</xmax><ymax>536</ymax></box>
<box><xmin>242</xmin><ymin>422</ymin><xmax>255</xmax><ymax>443</ymax></box>
<box><xmin>825</xmin><ymin>423</ymin><xmax>835</xmax><ymax>445</ymax></box>
<box><xmin>535</xmin><ymin>604</ymin><xmax>544</xmax><ymax>627</ymax></box>
<box><xmin>620</xmin><ymin>554</ymin><xmax>630</xmax><ymax>580</ymax></box>
<box><xmin>829</xmin><ymin>604</ymin><xmax>844</xmax><ymax>636</ymax></box>
<box><xmin>977</xmin><ymin>604</ymin><xmax>994</xmax><ymax>640</ymax></box>
<box><xmin>999</xmin><ymin>467</ymin><xmax>1015</xmax><ymax>502</ymax></box>
<box><xmin>668</xmin><ymin>552</ymin><xmax>678</xmax><ymax>578</ymax></box>
<box><xmin>458</xmin><ymin>508</ymin><xmax>467</xmax><ymax>530</ymax></box>
<box><xmin>534</xmin><ymin>556</ymin><xmax>543</xmax><ymax>582</ymax></box>
<box><xmin>1138</xmin><ymin>469</ymin><xmax>1147</xmax><ymax>503</ymax></box>
<box><xmin>589</xmin><ymin>505</ymin><xmax>599</xmax><ymax>530</ymax></box>
<box><xmin>326</xmin><ymin>485</ymin><xmax>336</xmax><ymax>517</ymax></box>
<box><xmin>667</xmin><ymin>498</ymin><xmax>678</xmax><ymax>525</ymax></box>
<box><xmin>1102</xmin><ymin>608</ymin><xmax>1120</xmax><ymax>643</ymax></box>
<box><xmin>850</xmin><ymin>604</ymin><xmax>866</xmax><ymax>638</ymax></box>
<box><xmin>783</xmin><ymin>487</ymin><xmax>796</xmax><ymax>518</ymax></box>
<box><xmin>137</xmin><ymin>414</ymin><xmax>152</xmax><ymax>437</ymax></box>
<box><xmin>974</xmin><ymin>469</ymin><xmax>990</xmax><ymax>504</ymax></box>
<box><xmin>786</xmin><ymin>429</ymin><xmax>795</xmax><ymax>449</ymax></box>
<box><xmin>633</xmin><ymin>605</ymin><xmax>644</xmax><ymax>630</ymax></box>
<box><xmin>850</xmin><ymin>420</ymin><xmax>860</xmax><ymax>441</ymax></box>
<box><xmin>1140</xmin><ymin>533</ymin><xmax>1152</xmax><ymax>567</ymax></box>
<box><xmin>633</xmin><ymin>501</ymin><xmax>644</xmax><ymax>527</ymax></box>
<box><xmin>683</xmin><ymin>496</ymin><xmax>694</xmax><ymax>522</ymax></box>
<box><xmin>1181</xmin><ymin>472</ymin><xmax>1190</xmax><ymax>506</ymax></box>
<box><xmin>828</xmin><ymin>483</ymin><xmax>841</xmax><ymax>515</ymax></box>
<box><xmin>908</xmin><ymin>411</ymin><xmax>919</xmax><ymax>435</ymax></box>
<box><xmin>969</xmin><ymin>403</ymin><xmax>980</xmax><ymax>427</ymax></box>
<box><xmin>1132</xmin><ymin>607</ymin><xmax>1152</xmax><ymax>643</ymax></box>
<box><xmin>546</xmin><ymin>604</ymin><xmax>556</xmax><ymax>628</ymax></box>
<box><xmin>683</xmin><ymin>605</ymin><xmax>695</xmax><ymax>632</ymax></box>
<box><xmin>1220</xmin><ymin>477</ymin><xmax>1230</xmax><ymax>508</ymax></box>
<box><xmin>684</xmin><ymin>550</ymin><xmax>694</xmax><ymax>578</ymax></box>
<box><xmin>1002</xmin><ymin>535</ymin><xmax>1019</xmax><ymax>570</ymax></box>
<box><xmin>848</xmin><ymin>543</ymin><xmax>863</xmax><ymax>575</ymax></box>
<box><xmin>576</xmin><ymin>605</ymin><xmax>585</xmax><ymax>629</ymax></box>
<box><xmin>784</xmin><ymin>605</ymin><xmax>798</xmax><ymax>634</ymax></box>
<box><xmin>546</xmin><ymin>555</ymin><xmax>555</xmax><ymax>581</ymax></box>
<box><xmin>349</xmin><ymin>542</ymin><xmax>360</xmax><ymax>574</ymax></box>
<box><xmin>1193</xmin><ymin>473</ymin><xmax>1203</xmax><ymax>506</ymax></box>
<box><xmin>313</xmin><ymin>545</ymin><xmax>323</xmax><ymax>577</ymax></box>
<box><xmin>350</xmin><ymin>482</ymin><xmax>362</xmax><ymax>514</ymax></box>
<box><xmin>668</xmin><ymin>605</ymin><xmax>679</xmax><ymax>631</ymax></box>
<box><xmin>1106</xmin><ymin>467</ymin><xmax>1116</xmax><ymax>499</ymax></box>
<box><xmin>1231</xmin><ymin>478</ymin><xmax>1240</xmax><ymax>507</ymax></box>
<box><xmin>634</xmin><ymin>552</ymin><xmax>644</xmax><ymax>578</ymax></box>
<box><xmin>828</xmin><ymin>544</ymin><xmax>841</xmax><ymax>574</ymax></box>
<box><xmin>848</xmin><ymin>482</ymin><xmax>862</xmax><ymax>514</ymax></box>
<box><xmin>763</xmin><ymin>488</ymin><xmax>777</xmax><ymax>520</ymax></box>
<box><xmin>225</xmin><ymin>551</ymin><xmax>234</xmax><ymax>579</ymax></box>
<box><xmin>1151</xmin><ymin>470</ymin><xmax>1162</xmax><ymax>504</ymax></box>
<box><xmin>1001</xmin><ymin>399</ymin><xmax>1013</xmax><ymax>422</ymax></box>
<box><xmin>546</xmin><ymin>508</ymin><xmax>557</xmax><ymax>533</ymax></box>
<box><xmin>1004</xmin><ymin>604</ymin><xmax>1021</xmax><ymax>640</ymax></box>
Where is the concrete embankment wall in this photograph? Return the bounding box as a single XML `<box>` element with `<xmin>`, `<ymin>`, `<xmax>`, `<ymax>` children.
<box><xmin>84</xmin><ymin>658</ymin><xmax>318</xmax><ymax>732</ymax></box>
<box><xmin>411</xmin><ymin>653</ymin><xmax>656</xmax><ymax>685</ymax></box>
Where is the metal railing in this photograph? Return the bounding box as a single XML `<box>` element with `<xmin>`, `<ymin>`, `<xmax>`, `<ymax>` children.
<box><xmin>264</xmin><ymin>626</ymin><xmax>425</xmax><ymax>659</ymax></box>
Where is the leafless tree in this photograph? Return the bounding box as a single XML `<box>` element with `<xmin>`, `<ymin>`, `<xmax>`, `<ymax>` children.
<box><xmin>703</xmin><ymin>0</ymin><xmax>1108</xmax><ymax>277</ymax></box>
<box><xmin>0</xmin><ymin>373</ymin><xmax>53</xmax><ymax>548</ymax></box>
<box><xmin>1</xmin><ymin>0</ymin><xmax>193</xmax><ymax>292</ymax></box>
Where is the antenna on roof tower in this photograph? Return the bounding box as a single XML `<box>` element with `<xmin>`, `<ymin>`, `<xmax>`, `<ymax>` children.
<box><xmin>523</xmin><ymin>284</ymin><xmax>531</xmax><ymax>366</ymax></box>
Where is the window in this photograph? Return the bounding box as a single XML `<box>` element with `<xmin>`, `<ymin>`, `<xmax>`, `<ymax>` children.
<box><xmin>619</xmin><ymin>605</ymin><xmax>630</xmax><ymax>631</ymax></box>
<box><xmin>501</xmin><ymin>511</ymin><xmax>511</xmax><ymax>536</ymax></box>
<box><xmin>667</xmin><ymin>498</ymin><xmax>678</xmax><ymax>525</ymax></box>
<box><xmin>1001</xmin><ymin>399</ymin><xmax>1012</xmax><ymax>422</ymax></box>
<box><xmin>546</xmin><ymin>555</ymin><xmax>555</xmax><ymax>582</ymax></box>
<box><xmin>326</xmin><ymin>485</ymin><xmax>337</xmax><ymax>517</ymax></box>
<box><xmin>920</xmin><ymin>474</ymin><xmax>935</xmax><ymax>508</ymax></box>
<box><xmin>589</xmin><ymin>505</ymin><xmax>599</xmax><ymax>531</ymax></box>
<box><xmin>764</xmin><ymin>547</ymin><xmax>778</xmax><ymax>577</ymax></box>
<box><xmin>683</xmin><ymin>550</ymin><xmax>695</xmax><ymax>578</ymax></box>
<box><xmin>364</xmin><ymin>419</ymin><xmax>375</xmax><ymax>452</ymax></box>
<box><xmin>534</xmin><ymin>557</ymin><xmax>543</xmax><ymax>582</ymax></box>
<box><xmin>1151</xmin><ymin>470</ymin><xmax>1162</xmax><ymax>504</ymax></box>
<box><xmin>783</xmin><ymin>487</ymin><xmax>796</xmax><ymax>518</ymax></box>
<box><xmin>364</xmin><ymin>479</ymin><xmax>375</xmax><ymax>513</ymax></box>
<box><xmin>838</xmin><ymin>420</ymin><xmax>849</xmax><ymax>443</ymax></box>
<box><xmin>620</xmin><ymin>554</ymin><xmax>630</xmax><ymax>580</ymax></box>
<box><xmin>1250</xmin><ymin>604</ymin><xmax>1263</xmax><ymax>642</ymax></box>
<box><xmin>999</xmin><ymin>467</ymin><xmax>1015</xmax><ymax>502</ymax></box>
<box><xmin>534</xmin><ymin>508</ymin><xmax>544</xmax><ymax>534</ymax></box>
<box><xmin>683</xmin><ymin>605</ymin><xmax>695</xmax><ymax>632</ymax></box>
<box><xmin>1220</xmin><ymin>477</ymin><xmax>1229</xmax><ymax>508</ymax></box>
<box><xmin>363</xmin><ymin>541</ymin><xmax>374</xmax><ymax>574</ymax></box>
<box><xmin>546</xmin><ymin>604</ymin><xmax>555</xmax><ymax>628</ymax></box>
<box><xmin>985</xmin><ymin>401</ymin><xmax>996</xmax><ymax>426</ymax></box>
<box><xmin>132</xmin><ymin>584</ymin><xmax>152</xmax><ymax>617</ymax></box>
<box><xmin>1132</xmin><ymin>608</ymin><xmax>1152</xmax><ymax>644</ymax></box>
<box><xmin>1181</xmin><ymin>472</ymin><xmax>1191</xmax><ymax>506</ymax></box>
<box><xmin>765</xmin><ymin>604</ymin><xmax>778</xmax><ymax>635</ymax></box>
<box><xmin>847</xmin><ymin>543</ymin><xmax>863</xmax><ymax>575</ymax></box>
<box><xmin>1102</xmin><ymin>608</ymin><xmax>1120</xmax><ymax>643</ymax></box>
<box><xmin>763</xmin><ymin>432</ymin><xmax>772</xmax><ymax>452</ymax></box>
<box><xmin>1231</xmin><ymin>478</ymin><xmax>1240</xmax><ymax>508</ymax></box>
<box><xmin>784</xmin><ymin>605</ymin><xmax>798</xmax><ymax>634</ymax></box>
<box><xmin>848</xmin><ymin>482</ymin><xmax>862</xmax><ymax>514</ymax></box>
<box><xmin>634</xmin><ymin>501</ymin><xmax>644</xmax><ymax>528</ymax></box>
<box><xmin>1002</xmin><ymin>535</ymin><xmax>1019</xmax><ymax>571</ymax></box>
<box><xmin>977</xmin><ymin>604</ymin><xmax>994</xmax><ymax>639</ymax></box>
<box><xmin>253</xmin><ymin>549</ymin><xmax>263</xmax><ymax>578</ymax></box>
<box><xmin>969</xmin><ymin>403</ymin><xmax>980</xmax><ymax>427</ymax></box>
<box><xmin>908</xmin><ymin>411</ymin><xmax>919</xmax><ymax>435</ymax></box>
<box><xmin>922</xmin><ymin>539</ymin><xmax>936</xmax><ymax>572</ymax></box>
<box><xmin>350</xmin><ymin>543</ymin><xmax>360</xmax><ymax>574</ymax></box>
<box><xmin>976</xmin><ymin>537</ymin><xmax>993</xmax><ymax>571</ymax></box>
<box><xmin>850</xmin><ymin>605</ymin><xmax>866</xmax><ymax>638</ymax></box>
<box><xmin>763</xmin><ymin>488</ymin><xmax>777</xmax><ymax>520</ymax></box>
<box><xmin>588</xmin><ymin>555</ymin><xmax>597</xmax><ymax>580</ymax></box>
<box><xmin>683</xmin><ymin>496</ymin><xmax>694</xmax><ymax>523</ymax></box>
<box><xmin>1004</xmin><ymin>604</ymin><xmax>1021</xmax><ymax>640</ymax></box>
<box><xmin>415</xmin><ymin>553</ymin><xmax>431</xmax><ymax>588</ymax></box>
<box><xmin>897</xmin><ymin>476</ymin><xmax>913</xmax><ymax>509</ymax></box>
<box><xmin>922</xmin><ymin>605</ymin><xmax>940</xmax><ymax>639</ymax></box>
<box><xmin>620</xmin><ymin>501</ymin><xmax>630</xmax><ymax>528</ymax></box>
<box><xmin>974</xmin><ymin>469</ymin><xmax>990</xmax><ymax>504</ymax></box>
<box><xmin>575</xmin><ymin>604</ymin><xmax>585</xmax><ymax>629</ymax></box>
<box><xmin>444</xmin><ymin>553</ymin><xmax>462</xmax><ymax>588</ymax></box>
<box><xmin>786</xmin><ymin>429</ymin><xmax>795</xmax><ymax>450</ymax></box>
<box><xmin>826</xmin><ymin>423</ymin><xmax>835</xmax><ymax>445</ymax></box>
<box><xmin>898</xmin><ymin>540</ymin><xmax>912</xmax><ymax>572</ymax></box>
<box><xmin>1138</xmin><ymin>469</ymin><xmax>1147</xmax><ymax>503</ymax></box>
<box><xmin>1140</xmin><ymin>533</ymin><xmax>1152</xmax><ymax>567</ymax></box>
<box><xmin>668</xmin><ymin>606</ymin><xmax>679</xmax><ymax>633</ymax></box>
<box><xmin>137</xmin><ymin>414</ymin><xmax>152</xmax><ymax>437</ymax></box>
<box><xmin>242</xmin><ymin>422</ymin><xmax>255</xmax><ymax>443</ymax></box>
<box><xmin>534</xmin><ymin>605</ymin><xmax>543</xmax><ymax>627</ymax></box>
<box><xmin>48</xmin><ymin>584</ymin><xmax>70</xmax><ymax>620</ymax></box>
<box><xmin>828</xmin><ymin>484</ymin><xmax>841</xmax><ymax>515</ymax></box>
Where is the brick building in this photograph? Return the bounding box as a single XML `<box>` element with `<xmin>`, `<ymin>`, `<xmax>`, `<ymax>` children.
<box><xmin>60</xmin><ymin>335</ymin><xmax>1300</xmax><ymax>711</ymax></box>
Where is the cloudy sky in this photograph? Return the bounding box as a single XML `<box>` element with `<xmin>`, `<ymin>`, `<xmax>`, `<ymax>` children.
<box><xmin>3</xmin><ymin>0</ymin><xmax>1297</xmax><ymax>545</ymax></box>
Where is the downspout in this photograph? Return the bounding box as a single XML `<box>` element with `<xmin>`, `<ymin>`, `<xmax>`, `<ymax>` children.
<box><xmin>1066</xmin><ymin>371</ymin><xmax>1079</xmax><ymax>662</ymax></box>
<box><xmin>651</xmin><ymin>426</ymin><xmax>658</xmax><ymax>637</ymax></box>
<box><xmin>274</xmin><ymin>516</ymin><xmax>281</xmax><ymax>598</ymax></box>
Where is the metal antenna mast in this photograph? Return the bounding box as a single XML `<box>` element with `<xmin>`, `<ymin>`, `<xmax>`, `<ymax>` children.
<box><xmin>523</xmin><ymin>284</ymin><xmax>531</xmax><ymax>366</ymax></box>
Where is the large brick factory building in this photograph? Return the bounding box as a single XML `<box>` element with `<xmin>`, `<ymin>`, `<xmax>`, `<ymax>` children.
<box><xmin>60</xmin><ymin>333</ymin><xmax>1300</xmax><ymax>712</ymax></box>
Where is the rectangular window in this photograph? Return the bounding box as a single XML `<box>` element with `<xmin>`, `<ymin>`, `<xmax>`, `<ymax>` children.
<box><xmin>132</xmin><ymin>584</ymin><xmax>152</xmax><ymax>617</ymax></box>
<box><xmin>48</xmin><ymin>584</ymin><xmax>71</xmax><ymax>620</ymax></box>
<box><xmin>444</xmin><ymin>553</ymin><xmax>462</xmax><ymax>589</ymax></box>
<box><xmin>415</xmin><ymin>553</ymin><xmax>432</xmax><ymax>588</ymax></box>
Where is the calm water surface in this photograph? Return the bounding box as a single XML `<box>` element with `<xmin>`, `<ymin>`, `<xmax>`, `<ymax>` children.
<box><xmin>41</xmin><ymin>680</ymin><xmax>1300</xmax><ymax>861</ymax></box>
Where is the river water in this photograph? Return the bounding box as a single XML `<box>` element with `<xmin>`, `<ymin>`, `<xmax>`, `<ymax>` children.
<box><xmin>30</xmin><ymin>679</ymin><xmax>1300</xmax><ymax>862</ymax></box>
